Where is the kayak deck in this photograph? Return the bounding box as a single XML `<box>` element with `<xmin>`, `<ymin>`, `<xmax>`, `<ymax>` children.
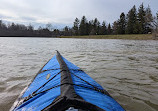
<box><xmin>11</xmin><ymin>51</ymin><xmax>124</xmax><ymax>111</ymax></box>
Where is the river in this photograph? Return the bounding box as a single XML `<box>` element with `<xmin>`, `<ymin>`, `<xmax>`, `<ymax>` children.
<box><xmin>0</xmin><ymin>37</ymin><xmax>158</xmax><ymax>111</ymax></box>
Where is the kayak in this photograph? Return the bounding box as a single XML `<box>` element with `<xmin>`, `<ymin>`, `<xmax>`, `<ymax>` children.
<box><xmin>10</xmin><ymin>51</ymin><xmax>125</xmax><ymax>111</ymax></box>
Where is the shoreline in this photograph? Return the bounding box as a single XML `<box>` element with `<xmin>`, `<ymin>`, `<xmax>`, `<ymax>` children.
<box><xmin>0</xmin><ymin>34</ymin><xmax>158</xmax><ymax>40</ymax></box>
<box><xmin>60</xmin><ymin>34</ymin><xmax>158</xmax><ymax>40</ymax></box>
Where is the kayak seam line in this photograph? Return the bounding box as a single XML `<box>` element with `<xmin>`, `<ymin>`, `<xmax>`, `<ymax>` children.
<box><xmin>24</xmin><ymin>82</ymin><xmax>109</xmax><ymax>102</ymax></box>
<box><xmin>32</xmin><ymin>69</ymin><xmax>87</xmax><ymax>98</ymax></box>
<box><xmin>40</xmin><ymin>68</ymin><xmax>83</xmax><ymax>73</ymax></box>
<box><xmin>70</xmin><ymin>71</ymin><xmax>111</xmax><ymax>96</ymax></box>
<box><xmin>31</xmin><ymin>70</ymin><xmax>63</xmax><ymax>95</ymax></box>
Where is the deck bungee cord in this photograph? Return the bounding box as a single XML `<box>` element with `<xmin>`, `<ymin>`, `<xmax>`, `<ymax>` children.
<box><xmin>22</xmin><ymin>69</ymin><xmax>110</xmax><ymax>103</ymax></box>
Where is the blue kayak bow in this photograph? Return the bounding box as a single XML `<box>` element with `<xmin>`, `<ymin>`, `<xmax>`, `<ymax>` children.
<box><xmin>11</xmin><ymin>51</ymin><xmax>125</xmax><ymax>111</ymax></box>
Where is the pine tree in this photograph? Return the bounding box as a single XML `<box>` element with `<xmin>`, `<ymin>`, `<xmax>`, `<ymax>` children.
<box><xmin>100</xmin><ymin>21</ymin><xmax>107</xmax><ymax>35</ymax></box>
<box><xmin>92</xmin><ymin>18</ymin><xmax>100</xmax><ymax>35</ymax></box>
<box><xmin>85</xmin><ymin>22</ymin><xmax>91</xmax><ymax>35</ymax></box>
<box><xmin>138</xmin><ymin>3</ymin><xmax>146</xmax><ymax>34</ymax></box>
<box><xmin>89</xmin><ymin>20</ymin><xmax>95</xmax><ymax>35</ymax></box>
<box><xmin>73</xmin><ymin>18</ymin><xmax>80</xmax><ymax>35</ymax></box>
<box><xmin>88</xmin><ymin>20</ymin><xmax>93</xmax><ymax>35</ymax></box>
<box><xmin>126</xmin><ymin>5</ymin><xmax>138</xmax><ymax>34</ymax></box>
<box><xmin>0</xmin><ymin>20</ymin><xmax>6</xmax><ymax>29</ymax></box>
<box><xmin>107</xmin><ymin>23</ymin><xmax>112</xmax><ymax>34</ymax></box>
<box><xmin>63</xmin><ymin>26</ymin><xmax>69</xmax><ymax>36</ymax></box>
<box><xmin>145</xmin><ymin>5</ymin><xmax>153</xmax><ymax>33</ymax></box>
<box><xmin>112</xmin><ymin>21</ymin><xmax>119</xmax><ymax>34</ymax></box>
<box><xmin>79</xmin><ymin>16</ymin><xmax>87</xmax><ymax>35</ymax></box>
<box><xmin>153</xmin><ymin>12</ymin><xmax>158</xmax><ymax>34</ymax></box>
<box><xmin>96</xmin><ymin>22</ymin><xmax>101</xmax><ymax>35</ymax></box>
<box><xmin>118</xmin><ymin>12</ymin><xmax>126</xmax><ymax>34</ymax></box>
<box><xmin>0</xmin><ymin>20</ymin><xmax>2</xmax><ymax>29</ymax></box>
<box><xmin>156</xmin><ymin>12</ymin><xmax>158</xmax><ymax>34</ymax></box>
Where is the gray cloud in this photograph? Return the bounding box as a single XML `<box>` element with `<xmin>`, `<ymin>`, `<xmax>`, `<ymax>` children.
<box><xmin>0</xmin><ymin>0</ymin><xmax>157</xmax><ymax>27</ymax></box>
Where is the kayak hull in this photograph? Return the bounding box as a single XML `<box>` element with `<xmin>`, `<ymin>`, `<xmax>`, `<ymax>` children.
<box><xmin>11</xmin><ymin>51</ymin><xmax>124</xmax><ymax>111</ymax></box>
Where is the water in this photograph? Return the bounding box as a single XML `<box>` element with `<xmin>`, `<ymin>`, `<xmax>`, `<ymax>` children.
<box><xmin>0</xmin><ymin>37</ymin><xmax>158</xmax><ymax>111</ymax></box>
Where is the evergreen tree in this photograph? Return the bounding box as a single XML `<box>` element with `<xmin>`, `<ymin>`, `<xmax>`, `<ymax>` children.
<box><xmin>0</xmin><ymin>20</ymin><xmax>6</xmax><ymax>29</ymax></box>
<box><xmin>107</xmin><ymin>23</ymin><xmax>112</xmax><ymax>34</ymax></box>
<box><xmin>96</xmin><ymin>19</ymin><xmax>101</xmax><ymax>35</ymax></box>
<box><xmin>85</xmin><ymin>22</ymin><xmax>90</xmax><ymax>35</ymax></box>
<box><xmin>73</xmin><ymin>18</ymin><xmax>80</xmax><ymax>35</ymax></box>
<box><xmin>155</xmin><ymin>12</ymin><xmax>158</xmax><ymax>28</ymax></box>
<box><xmin>145</xmin><ymin>5</ymin><xmax>153</xmax><ymax>33</ymax></box>
<box><xmin>0</xmin><ymin>20</ymin><xmax>3</xmax><ymax>29</ymax></box>
<box><xmin>156</xmin><ymin>12</ymin><xmax>158</xmax><ymax>33</ymax></box>
<box><xmin>126</xmin><ymin>5</ymin><xmax>138</xmax><ymax>34</ymax></box>
<box><xmin>138</xmin><ymin>3</ymin><xmax>146</xmax><ymax>34</ymax></box>
<box><xmin>53</xmin><ymin>29</ymin><xmax>60</xmax><ymax>36</ymax></box>
<box><xmin>118</xmin><ymin>12</ymin><xmax>126</xmax><ymax>34</ymax></box>
<box><xmin>89</xmin><ymin>20</ymin><xmax>96</xmax><ymax>35</ymax></box>
<box><xmin>91</xmin><ymin>18</ymin><xmax>100</xmax><ymax>35</ymax></box>
<box><xmin>88</xmin><ymin>20</ymin><xmax>93</xmax><ymax>35</ymax></box>
<box><xmin>153</xmin><ymin>12</ymin><xmax>158</xmax><ymax>34</ymax></box>
<box><xmin>63</xmin><ymin>26</ymin><xmax>69</xmax><ymax>36</ymax></box>
<box><xmin>112</xmin><ymin>21</ymin><xmax>119</xmax><ymax>34</ymax></box>
<box><xmin>79</xmin><ymin>16</ymin><xmax>87</xmax><ymax>35</ymax></box>
<box><xmin>97</xmin><ymin>23</ymin><xmax>101</xmax><ymax>35</ymax></box>
<box><xmin>100</xmin><ymin>21</ymin><xmax>107</xmax><ymax>35</ymax></box>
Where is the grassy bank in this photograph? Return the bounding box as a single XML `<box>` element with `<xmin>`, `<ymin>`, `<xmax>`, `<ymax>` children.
<box><xmin>60</xmin><ymin>34</ymin><xmax>157</xmax><ymax>40</ymax></box>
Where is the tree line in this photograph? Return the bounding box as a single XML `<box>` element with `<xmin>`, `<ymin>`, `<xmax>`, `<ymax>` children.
<box><xmin>0</xmin><ymin>21</ymin><xmax>54</xmax><ymax>37</ymax></box>
<box><xmin>72</xmin><ymin>3</ymin><xmax>157</xmax><ymax>36</ymax></box>
<box><xmin>0</xmin><ymin>3</ymin><xmax>158</xmax><ymax>37</ymax></box>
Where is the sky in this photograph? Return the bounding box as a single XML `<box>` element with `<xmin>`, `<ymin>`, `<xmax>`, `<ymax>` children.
<box><xmin>0</xmin><ymin>0</ymin><xmax>158</xmax><ymax>28</ymax></box>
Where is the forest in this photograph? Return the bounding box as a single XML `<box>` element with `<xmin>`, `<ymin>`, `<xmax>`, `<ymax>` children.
<box><xmin>0</xmin><ymin>3</ymin><xmax>158</xmax><ymax>37</ymax></box>
<box><xmin>72</xmin><ymin>4</ymin><xmax>158</xmax><ymax>36</ymax></box>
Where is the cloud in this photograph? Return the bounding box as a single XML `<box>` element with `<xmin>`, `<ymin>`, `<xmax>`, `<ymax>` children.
<box><xmin>0</xmin><ymin>0</ymin><xmax>157</xmax><ymax>28</ymax></box>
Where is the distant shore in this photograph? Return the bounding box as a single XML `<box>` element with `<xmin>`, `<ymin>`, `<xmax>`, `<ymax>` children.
<box><xmin>60</xmin><ymin>34</ymin><xmax>158</xmax><ymax>40</ymax></box>
<box><xmin>1</xmin><ymin>34</ymin><xmax>158</xmax><ymax>40</ymax></box>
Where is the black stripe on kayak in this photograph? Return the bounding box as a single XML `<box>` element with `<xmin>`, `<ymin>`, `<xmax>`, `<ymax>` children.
<box><xmin>10</xmin><ymin>56</ymin><xmax>53</xmax><ymax>111</ymax></box>
<box><xmin>42</xmin><ymin>51</ymin><xmax>105</xmax><ymax>111</ymax></box>
<box><xmin>56</xmin><ymin>51</ymin><xmax>80</xmax><ymax>98</ymax></box>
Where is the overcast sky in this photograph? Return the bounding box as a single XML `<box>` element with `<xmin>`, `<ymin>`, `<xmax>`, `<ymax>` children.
<box><xmin>0</xmin><ymin>0</ymin><xmax>158</xmax><ymax>28</ymax></box>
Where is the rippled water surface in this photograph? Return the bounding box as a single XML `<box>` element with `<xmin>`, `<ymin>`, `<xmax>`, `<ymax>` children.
<box><xmin>0</xmin><ymin>37</ymin><xmax>158</xmax><ymax>111</ymax></box>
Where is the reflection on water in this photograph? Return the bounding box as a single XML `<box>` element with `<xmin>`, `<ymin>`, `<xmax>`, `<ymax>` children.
<box><xmin>0</xmin><ymin>37</ymin><xmax>158</xmax><ymax>111</ymax></box>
